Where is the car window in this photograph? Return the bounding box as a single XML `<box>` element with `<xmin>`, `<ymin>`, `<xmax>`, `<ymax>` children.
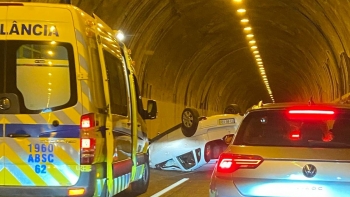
<box><xmin>103</xmin><ymin>50</ymin><xmax>128</xmax><ymax>116</ymax></box>
<box><xmin>17</xmin><ymin>44</ymin><xmax>71</xmax><ymax>111</ymax></box>
<box><xmin>234</xmin><ymin>109</ymin><xmax>350</xmax><ymax>148</ymax></box>
<box><xmin>5</xmin><ymin>41</ymin><xmax>77</xmax><ymax>114</ymax></box>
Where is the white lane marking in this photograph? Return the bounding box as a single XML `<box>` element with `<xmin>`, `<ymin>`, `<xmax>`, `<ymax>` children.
<box><xmin>151</xmin><ymin>178</ymin><xmax>190</xmax><ymax>197</ymax></box>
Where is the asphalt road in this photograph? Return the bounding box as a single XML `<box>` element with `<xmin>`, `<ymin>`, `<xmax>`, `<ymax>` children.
<box><xmin>116</xmin><ymin>160</ymin><xmax>217</xmax><ymax>197</ymax></box>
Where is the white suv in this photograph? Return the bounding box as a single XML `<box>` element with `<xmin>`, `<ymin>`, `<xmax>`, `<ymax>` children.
<box><xmin>210</xmin><ymin>101</ymin><xmax>350</xmax><ymax>197</ymax></box>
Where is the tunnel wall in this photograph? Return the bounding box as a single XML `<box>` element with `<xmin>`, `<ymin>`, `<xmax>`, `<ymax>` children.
<box><xmin>4</xmin><ymin>0</ymin><xmax>350</xmax><ymax>139</ymax></box>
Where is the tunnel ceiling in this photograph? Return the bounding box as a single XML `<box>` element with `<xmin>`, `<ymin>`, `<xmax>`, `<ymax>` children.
<box><xmin>13</xmin><ymin>0</ymin><xmax>350</xmax><ymax>111</ymax></box>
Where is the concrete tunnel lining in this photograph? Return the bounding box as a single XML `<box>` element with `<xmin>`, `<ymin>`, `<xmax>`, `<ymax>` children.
<box><xmin>7</xmin><ymin>0</ymin><xmax>350</xmax><ymax>138</ymax></box>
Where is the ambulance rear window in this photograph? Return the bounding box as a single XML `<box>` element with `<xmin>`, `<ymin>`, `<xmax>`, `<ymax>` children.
<box><xmin>4</xmin><ymin>41</ymin><xmax>77</xmax><ymax>113</ymax></box>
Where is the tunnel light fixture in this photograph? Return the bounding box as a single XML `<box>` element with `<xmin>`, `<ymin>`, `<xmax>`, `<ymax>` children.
<box><xmin>97</xmin><ymin>23</ymin><xmax>103</xmax><ymax>28</ymax></box>
<box><xmin>237</xmin><ymin>8</ymin><xmax>246</xmax><ymax>13</ymax></box>
<box><xmin>249</xmin><ymin>41</ymin><xmax>256</xmax><ymax>45</ymax></box>
<box><xmin>241</xmin><ymin>18</ymin><xmax>249</xmax><ymax>23</ymax></box>
<box><xmin>234</xmin><ymin>3</ymin><xmax>275</xmax><ymax>103</ymax></box>
<box><xmin>249</xmin><ymin>40</ymin><xmax>256</xmax><ymax>44</ymax></box>
<box><xmin>244</xmin><ymin>27</ymin><xmax>252</xmax><ymax>31</ymax></box>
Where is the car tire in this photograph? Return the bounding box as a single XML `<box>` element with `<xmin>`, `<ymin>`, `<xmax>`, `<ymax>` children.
<box><xmin>181</xmin><ymin>107</ymin><xmax>200</xmax><ymax>137</ymax></box>
<box><xmin>224</xmin><ymin>104</ymin><xmax>241</xmax><ymax>114</ymax></box>
<box><xmin>130</xmin><ymin>156</ymin><xmax>150</xmax><ymax>195</ymax></box>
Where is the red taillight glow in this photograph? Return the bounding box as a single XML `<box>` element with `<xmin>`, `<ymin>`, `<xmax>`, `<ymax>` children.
<box><xmin>80</xmin><ymin>138</ymin><xmax>96</xmax><ymax>164</ymax></box>
<box><xmin>80</xmin><ymin>113</ymin><xmax>95</xmax><ymax>129</ymax></box>
<box><xmin>288</xmin><ymin>110</ymin><xmax>334</xmax><ymax>115</ymax></box>
<box><xmin>289</xmin><ymin>130</ymin><xmax>301</xmax><ymax>140</ymax></box>
<box><xmin>217</xmin><ymin>153</ymin><xmax>263</xmax><ymax>173</ymax></box>
<box><xmin>286</xmin><ymin>107</ymin><xmax>336</xmax><ymax>120</ymax></box>
<box><xmin>81</xmin><ymin>138</ymin><xmax>92</xmax><ymax>148</ymax></box>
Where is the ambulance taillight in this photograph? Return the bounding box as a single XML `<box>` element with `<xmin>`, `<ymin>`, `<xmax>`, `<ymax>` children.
<box><xmin>80</xmin><ymin>113</ymin><xmax>95</xmax><ymax>129</ymax></box>
<box><xmin>80</xmin><ymin>138</ymin><xmax>96</xmax><ymax>164</ymax></box>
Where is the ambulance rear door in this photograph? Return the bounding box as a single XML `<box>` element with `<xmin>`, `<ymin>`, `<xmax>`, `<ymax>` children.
<box><xmin>0</xmin><ymin>3</ymin><xmax>8</xmax><ymax>185</ymax></box>
<box><xmin>2</xmin><ymin>4</ymin><xmax>82</xmax><ymax>187</ymax></box>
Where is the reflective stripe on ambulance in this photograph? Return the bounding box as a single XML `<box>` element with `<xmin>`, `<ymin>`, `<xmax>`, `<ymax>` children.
<box><xmin>2</xmin><ymin>106</ymin><xmax>83</xmax><ymax>186</ymax></box>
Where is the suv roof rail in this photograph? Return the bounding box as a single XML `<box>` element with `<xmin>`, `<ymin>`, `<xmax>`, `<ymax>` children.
<box><xmin>258</xmin><ymin>100</ymin><xmax>264</xmax><ymax>107</ymax></box>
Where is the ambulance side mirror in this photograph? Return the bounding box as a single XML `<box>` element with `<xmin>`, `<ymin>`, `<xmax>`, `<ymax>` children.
<box><xmin>144</xmin><ymin>100</ymin><xmax>157</xmax><ymax>120</ymax></box>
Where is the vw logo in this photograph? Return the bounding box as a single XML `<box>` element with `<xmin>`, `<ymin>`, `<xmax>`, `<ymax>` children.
<box><xmin>302</xmin><ymin>164</ymin><xmax>317</xmax><ymax>178</ymax></box>
<box><xmin>0</xmin><ymin>97</ymin><xmax>10</xmax><ymax>110</ymax></box>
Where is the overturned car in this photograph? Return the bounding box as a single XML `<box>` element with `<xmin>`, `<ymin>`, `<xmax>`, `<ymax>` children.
<box><xmin>149</xmin><ymin>104</ymin><xmax>243</xmax><ymax>171</ymax></box>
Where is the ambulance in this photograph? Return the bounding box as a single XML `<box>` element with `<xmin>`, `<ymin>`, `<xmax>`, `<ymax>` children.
<box><xmin>0</xmin><ymin>2</ymin><xmax>157</xmax><ymax>197</ymax></box>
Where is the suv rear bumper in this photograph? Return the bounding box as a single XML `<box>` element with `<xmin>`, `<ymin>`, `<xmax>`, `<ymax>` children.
<box><xmin>0</xmin><ymin>167</ymin><xmax>97</xmax><ymax>197</ymax></box>
<box><xmin>210</xmin><ymin>176</ymin><xmax>244</xmax><ymax>197</ymax></box>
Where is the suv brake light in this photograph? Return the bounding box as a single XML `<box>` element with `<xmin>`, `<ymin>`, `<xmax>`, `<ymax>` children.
<box><xmin>289</xmin><ymin>130</ymin><xmax>301</xmax><ymax>140</ymax></box>
<box><xmin>287</xmin><ymin>106</ymin><xmax>335</xmax><ymax>120</ymax></box>
<box><xmin>217</xmin><ymin>153</ymin><xmax>263</xmax><ymax>173</ymax></box>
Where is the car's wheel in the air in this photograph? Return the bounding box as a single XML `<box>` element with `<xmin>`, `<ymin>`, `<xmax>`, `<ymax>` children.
<box><xmin>224</xmin><ymin>104</ymin><xmax>241</xmax><ymax>114</ymax></box>
<box><xmin>181</xmin><ymin>107</ymin><xmax>200</xmax><ymax>137</ymax></box>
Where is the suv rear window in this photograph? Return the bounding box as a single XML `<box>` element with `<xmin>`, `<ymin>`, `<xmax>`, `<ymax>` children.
<box><xmin>234</xmin><ymin>109</ymin><xmax>350</xmax><ymax>148</ymax></box>
<box><xmin>2</xmin><ymin>41</ymin><xmax>77</xmax><ymax>114</ymax></box>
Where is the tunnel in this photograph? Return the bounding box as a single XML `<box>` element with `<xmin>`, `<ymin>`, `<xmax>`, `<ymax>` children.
<box><xmin>9</xmin><ymin>0</ymin><xmax>350</xmax><ymax>138</ymax></box>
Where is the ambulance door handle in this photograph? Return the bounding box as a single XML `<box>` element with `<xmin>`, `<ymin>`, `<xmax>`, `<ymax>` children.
<box><xmin>7</xmin><ymin>133</ymin><xmax>31</xmax><ymax>138</ymax></box>
<box><xmin>127</xmin><ymin>122</ymin><xmax>141</xmax><ymax>127</ymax></box>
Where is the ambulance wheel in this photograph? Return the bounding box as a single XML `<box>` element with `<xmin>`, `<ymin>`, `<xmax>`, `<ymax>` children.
<box><xmin>130</xmin><ymin>157</ymin><xmax>150</xmax><ymax>195</ymax></box>
<box><xmin>181</xmin><ymin>107</ymin><xmax>200</xmax><ymax>137</ymax></box>
<box><xmin>224</xmin><ymin>104</ymin><xmax>241</xmax><ymax>114</ymax></box>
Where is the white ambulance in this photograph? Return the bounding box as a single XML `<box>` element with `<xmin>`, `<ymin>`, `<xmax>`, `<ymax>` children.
<box><xmin>0</xmin><ymin>2</ymin><xmax>157</xmax><ymax>197</ymax></box>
